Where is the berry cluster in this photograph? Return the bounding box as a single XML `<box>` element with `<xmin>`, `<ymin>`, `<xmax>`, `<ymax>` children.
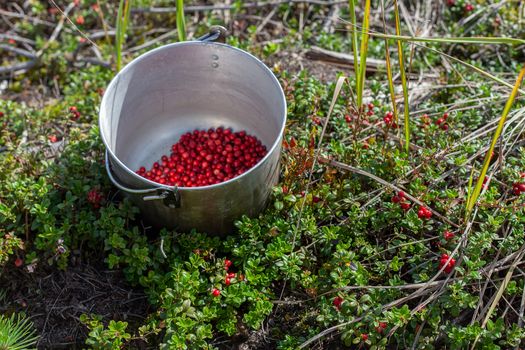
<box><xmin>136</xmin><ymin>128</ymin><xmax>268</xmax><ymax>187</ymax></box>
<box><xmin>375</xmin><ymin>322</ymin><xmax>388</xmax><ymax>333</ymax></box>
<box><xmin>438</xmin><ymin>253</ymin><xmax>456</xmax><ymax>273</ymax></box>
<box><xmin>435</xmin><ymin>112</ymin><xmax>449</xmax><ymax>131</ymax></box>
<box><xmin>87</xmin><ymin>188</ymin><xmax>103</xmax><ymax>208</ymax></box>
<box><xmin>443</xmin><ymin>230</ymin><xmax>455</xmax><ymax>241</ymax></box>
<box><xmin>69</xmin><ymin>106</ymin><xmax>81</xmax><ymax>120</ymax></box>
<box><xmin>512</xmin><ymin>182</ymin><xmax>525</xmax><ymax>196</ymax></box>
<box><xmin>391</xmin><ymin>191</ymin><xmax>411</xmax><ymax>210</ymax></box>
<box><xmin>366</xmin><ymin>102</ymin><xmax>375</xmax><ymax>116</ymax></box>
<box><xmin>417</xmin><ymin>206</ymin><xmax>432</xmax><ymax>219</ymax></box>
<box><xmin>383</xmin><ymin>111</ymin><xmax>398</xmax><ymax>128</ymax></box>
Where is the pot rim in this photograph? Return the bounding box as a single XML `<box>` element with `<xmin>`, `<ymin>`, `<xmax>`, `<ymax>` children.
<box><xmin>99</xmin><ymin>40</ymin><xmax>287</xmax><ymax>192</ymax></box>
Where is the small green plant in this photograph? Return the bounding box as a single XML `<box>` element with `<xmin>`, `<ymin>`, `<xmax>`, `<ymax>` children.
<box><xmin>0</xmin><ymin>313</ymin><xmax>38</xmax><ymax>350</ymax></box>
<box><xmin>80</xmin><ymin>314</ymin><xmax>131</xmax><ymax>350</ymax></box>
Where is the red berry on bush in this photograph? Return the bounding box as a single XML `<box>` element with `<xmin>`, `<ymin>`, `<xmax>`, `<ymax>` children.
<box><xmin>435</xmin><ymin>118</ymin><xmax>444</xmax><ymax>125</ymax></box>
<box><xmin>212</xmin><ymin>288</ymin><xmax>221</xmax><ymax>297</ymax></box>
<box><xmin>464</xmin><ymin>3</ymin><xmax>474</xmax><ymax>11</ymax></box>
<box><xmin>15</xmin><ymin>258</ymin><xmax>23</xmax><ymax>267</ymax></box>
<box><xmin>400</xmin><ymin>202</ymin><xmax>411</xmax><ymax>210</ymax></box>
<box><xmin>441</xmin><ymin>124</ymin><xmax>449</xmax><ymax>131</ymax></box>
<box><xmin>333</xmin><ymin>296</ymin><xmax>343</xmax><ymax>310</ymax></box>
<box><xmin>227</xmin><ymin>272</ymin><xmax>235</xmax><ymax>279</ymax></box>
<box><xmin>224</xmin><ymin>259</ymin><xmax>232</xmax><ymax>269</ymax></box>
<box><xmin>447</xmin><ymin>0</ymin><xmax>455</xmax><ymax>6</ymax></box>
<box><xmin>398</xmin><ymin>191</ymin><xmax>405</xmax><ymax>199</ymax></box>
<box><xmin>438</xmin><ymin>253</ymin><xmax>456</xmax><ymax>273</ymax></box>
<box><xmin>225</xmin><ymin>277</ymin><xmax>231</xmax><ymax>286</ymax></box>
<box><xmin>443</xmin><ymin>231</ymin><xmax>455</xmax><ymax>241</ymax></box>
<box><xmin>391</xmin><ymin>195</ymin><xmax>400</xmax><ymax>203</ymax></box>
<box><xmin>417</xmin><ymin>206</ymin><xmax>432</xmax><ymax>219</ymax></box>
<box><xmin>48</xmin><ymin>135</ymin><xmax>58</xmax><ymax>143</ymax></box>
<box><xmin>87</xmin><ymin>188</ymin><xmax>103</xmax><ymax>208</ymax></box>
<box><xmin>361</xmin><ymin>333</ymin><xmax>369</xmax><ymax>341</ymax></box>
<box><xmin>75</xmin><ymin>15</ymin><xmax>85</xmax><ymax>25</ymax></box>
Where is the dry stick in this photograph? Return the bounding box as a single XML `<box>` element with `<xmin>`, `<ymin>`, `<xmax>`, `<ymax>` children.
<box><xmin>37</xmin><ymin>2</ymin><xmax>76</xmax><ymax>57</ymax></box>
<box><xmin>319</xmin><ymin>157</ymin><xmax>459</xmax><ymax>228</ymax></box>
<box><xmin>471</xmin><ymin>243</ymin><xmax>525</xmax><ymax>350</ymax></box>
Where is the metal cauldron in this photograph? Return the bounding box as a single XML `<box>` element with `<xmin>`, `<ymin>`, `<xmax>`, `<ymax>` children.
<box><xmin>99</xmin><ymin>27</ymin><xmax>286</xmax><ymax>235</ymax></box>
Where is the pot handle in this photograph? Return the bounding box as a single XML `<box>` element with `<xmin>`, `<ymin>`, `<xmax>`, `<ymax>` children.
<box><xmin>196</xmin><ymin>25</ymin><xmax>228</xmax><ymax>43</ymax></box>
<box><xmin>105</xmin><ymin>150</ymin><xmax>181</xmax><ymax>209</ymax></box>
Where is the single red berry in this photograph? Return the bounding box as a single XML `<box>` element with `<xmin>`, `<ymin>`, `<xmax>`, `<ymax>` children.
<box><xmin>443</xmin><ymin>231</ymin><xmax>455</xmax><ymax>241</ymax></box>
<box><xmin>361</xmin><ymin>333</ymin><xmax>369</xmax><ymax>341</ymax></box>
<box><xmin>447</xmin><ymin>0</ymin><xmax>455</xmax><ymax>6</ymax></box>
<box><xmin>517</xmin><ymin>183</ymin><xmax>525</xmax><ymax>192</ymax></box>
<box><xmin>391</xmin><ymin>195</ymin><xmax>400</xmax><ymax>203</ymax></box>
<box><xmin>312</xmin><ymin>196</ymin><xmax>321</xmax><ymax>203</ymax></box>
<box><xmin>14</xmin><ymin>258</ymin><xmax>23</xmax><ymax>267</ymax></box>
<box><xmin>383</xmin><ymin>116</ymin><xmax>392</xmax><ymax>125</ymax></box>
<box><xmin>513</xmin><ymin>188</ymin><xmax>521</xmax><ymax>196</ymax></box>
<box><xmin>227</xmin><ymin>272</ymin><xmax>235</xmax><ymax>279</ymax></box>
<box><xmin>443</xmin><ymin>112</ymin><xmax>449</xmax><ymax>119</ymax></box>
<box><xmin>368</xmin><ymin>103</ymin><xmax>374</xmax><ymax>110</ymax></box>
<box><xmin>69</xmin><ymin>106</ymin><xmax>78</xmax><ymax>113</ymax></box>
<box><xmin>398</xmin><ymin>191</ymin><xmax>405</xmax><ymax>199</ymax></box>
<box><xmin>225</xmin><ymin>277</ymin><xmax>231</xmax><ymax>286</ymax></box>
<box><xmin>465</xmin><ymin>3</ymin><xmax>474</xmax><ymax>12</ymax></box>
<box><xmin>379</xmin><ymin>321</ymin><xmax>387</xmax><ymax>329</ymax></box>
<box><xmin>212</xmin><ymin>288</ymin><xmax>221</xmax><ymax>297</ymax></box>
<box><xmin>48</xmin><ymin>135</ymin><xmax>58</xmax><ymax>143</ymax></box>
<box><xmin>435</xmin><ymin>118</ymin><xmax>444</xmax><ymax>125</ymax></box>
<box><xmin>75</xmin><ymin>15</ymin><xmax>85</xmax><ymax>25</ymax></box>
<box><xmin>441</xmin><ymin>124</ymin><xmax>449</xmax><ymax>131</ymax></box>
<box><xmin>333</xmin><ymin>296</ymin><xmax>343</xmax><ymax>310</ymax></box>
<box><xmin>400</xmin><ymin>202</ymin><xmax>411</xmax><ymax>210</ymax></box>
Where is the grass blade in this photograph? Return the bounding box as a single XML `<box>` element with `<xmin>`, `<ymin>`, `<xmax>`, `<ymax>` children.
<box><xmin>356</xmin><ymin>0</ymin><xmax>371</xmax><ymax>109</ymax></box>
<box><xmin>176</xmin><ymin>0</ymin><xmax>186</xmax><ymax>41</ymax></box>
<box><xmin>466</xmin><ymin>66</ymin><xmax>525</xmax><ymax>214</ymax></box>
<box><xmin>380</xmin><ymin>1</ymin><xmax>398</xmax><ymax>125</ymax></box>
<box><xmin>363</xmin><ymin>32</ymin><xmax>525</xmax><ymax>46</ymax></box>
<box><xmin>348</xmin><ymin>0</ymin><xmax>360</xmax><ymax>107</ymax></box>
<box><xmin>392</xmin><ymin>0</ymin><xmax>410</xmax><ymax>152</ymax></box>
<box><xmin>115</xmin><ymin>0</ymin><xmax>124</xmax><ymax>71</ymax></box>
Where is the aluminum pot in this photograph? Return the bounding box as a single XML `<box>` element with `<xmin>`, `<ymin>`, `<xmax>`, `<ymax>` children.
<box><xmin>99</xmin><ymin>28</ymin><xmax>286</xmax><ymax>235</ymax></box>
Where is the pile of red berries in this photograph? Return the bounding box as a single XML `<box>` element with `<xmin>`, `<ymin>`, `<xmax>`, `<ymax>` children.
<box><xmin>438</xmin><ymin>253</ymin><xmax>456</xmax><ymax>273</ymax></box>
<box><xmin>417</xmin><ymin>206</ymin><xmax>432</xmax><ymax>219</ymax></box>
<box><xmin>435</xmin><ymin>112</ymin><xmax>449</xmax><ymax>131</ymax></box>
<box><xmin>136</xmin><ymin>128</ymin><xmax>268</xmax><ymax>187</ymax></box>
<box><xmin>512</xmin><ymin>182</ymin><xmax>525</xmax><ymax>196</ymax></box>
<box><xmin>391</xmin><ymin>191</ymin><xmax>411</xmax><ymax>210</ymax></box>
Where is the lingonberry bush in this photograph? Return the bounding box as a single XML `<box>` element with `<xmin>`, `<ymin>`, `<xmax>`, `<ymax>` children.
<box><xmin>2</xmin><ymin>1</ymin><xmax>525</xmax><ymax>349</ymax></box>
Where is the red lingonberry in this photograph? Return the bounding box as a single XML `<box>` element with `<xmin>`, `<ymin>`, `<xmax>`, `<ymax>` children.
<box><xmin>227</xmin><ymin>272</ymin><xmax>235</xmax><ymax>279</ymax></box>
<box><xmin>400</xmin><ymin>202</ymin><xmax>411</xmax><ymax>210</ymax></box>
<box><xmin>391</xmin><ymin>195</ymin><xmax>400</xmax><ymax>203</ymax></box>
<box><xmin>14</xmin><ymin>258</ymin><xmax>23</xmax><ymax>267</ymax></box>
<box><xmin>136</xmin><ymin>128</ymin><xmax>267</xmax><ymax>187</ymax></box>
<box><xmin>398</xmin><ymin>191</ymin><xmax>405</xmax><ymax>199</ymax></box>
<box><xmin>464</xmin><ymin>3</ymin><xmax>474</xmax><ymax>12</ymax></box>
<box><xmin>225</xmin><ymin>277</ymin><xmax>231</xmax><ymax>286</ymax></box>
<box><xmin>435</xmin><ymin>118</ymin><xmax>444</xmax><ymax>125</ymax></box>
<box><xmin>443</xmin><ymin>231</ymin><xmax>455</xmax><ymax>241</ymax></box>
<box><xmin>368</xmin><ymin>103</ymin><xmax>374</xmax><ymax>110</ymax></box>
<box><xmin>48</xmin><ymin>135</ymin><xmax>58</xmax><ymax>143</ymax></box>
<box><xmin>438</xmin><ymin>254</ymin><xmax>456</xmax><ymax>273</ymax></box>
<box><xmin>75</xmin><ymin>15</ymin><xmax>85</xmax><ymax>25</ymax></box>
<box><xmin>312</xmin><ymin>196</ymin><xmax>321</xmax><ymax>203</ymax></box>
<box><xmin>212</xmin><ymin>288</ymin><xmax>221</xmax><ymax>297</ymax></box>
<box><xmin>379</xmin><ymin>321</ymin><xmax>387</xmax><ymax>329</ymax></box>
<box><xmin>443</xmin><ymin>112</ymin><xmax>449</xmax><ymax>119</ymax></box>
<box><xmin>87</xmin><ymin>188</ymin><xmax>103</xmax><ymax>208</ymax></box>
<box><xmin>69</xmin><ymin>106</ymin><xmax>77</xmax><ymax>113</ymax></box>
<box><xmin>441</xmin><ymin>124</ymin><xmax>449</xmax><ymax>131</ymax></box>
<box><xmin>518</xmin><ymin>183</ymin><xmax>525</xmax><ymax>192</ymax></box>
<box><xmin>224</xmin><ymin>259</ymin><xmax>232</xmax><ymax>269</ymax></box>
<box><xmin>447</xmin><ymin>0</ymin><xmax>455</xmax><ymax>6</ymax></box>
<box><xmin>333</xmin><ymin>296</ymin><xmax>343</xmax><ymax>310</ymax></box>
<box><xmin>361</xmin><ymin>333</ymin><xmax>369</xmax><ymax>341</ymax></box>
<box><xmin>417</xmin><ymin>206</ymin><xmax>432</xmax><ymax>219</ymax></box>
